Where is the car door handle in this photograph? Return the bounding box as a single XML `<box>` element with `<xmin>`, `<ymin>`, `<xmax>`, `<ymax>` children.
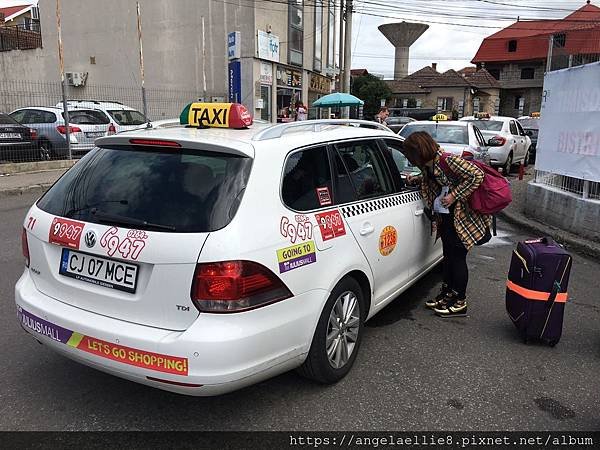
<box><xmin>414</xmin><ymin>209</ymin><xmax>424</xmax><ymax>216</ymax></box>
<box><xmin>359</xmin><ymin>223</ymin><xmax>374</xmax><ymax>236</ymax></box>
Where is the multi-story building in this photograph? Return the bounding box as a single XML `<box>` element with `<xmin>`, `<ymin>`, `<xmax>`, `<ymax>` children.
<box><xmin>471</xmin><ymin>2</ymin><xmax>600</xmax><ymax>117</ymax></box>
<box><xmin>384</xmin><ymin>63</ymin><xmax>500</xmax><ymax>119</ymax></box>
<box><xmin>0</xmin><ymin>0</ymin><xmax>336</xmax><ymax>122</ymax></box>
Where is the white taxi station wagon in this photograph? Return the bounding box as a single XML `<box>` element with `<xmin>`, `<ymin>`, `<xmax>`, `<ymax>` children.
<box><xmin>16</xmin><ymin>102</ymin><xmax>442</xmax><ymax>395</ymax></box>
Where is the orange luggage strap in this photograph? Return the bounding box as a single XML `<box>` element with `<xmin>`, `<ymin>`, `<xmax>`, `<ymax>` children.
<box><xmin>506</xmin><ymin>280</ymin><xmax>568</xmax><ymax>303</ymax></box>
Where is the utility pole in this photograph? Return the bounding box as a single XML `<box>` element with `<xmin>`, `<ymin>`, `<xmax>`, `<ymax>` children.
<box><xmin>338</xmin><ymin>0</ymin><xmax>345</xmax><ymax>93</ymax></box>
<box><xmin>56</xmin><ymin>0</ymin><xmax>71</xmax><ymax>160</ymax></box>
<box><xmin>342</xmin><ymin>0</ymin><xmax>353</xmax><ymax>117</ymax></box>
<box><xmin>136</xmin><ymin>2</ymin><xmax>148</xmax><ymax>121</ymax></box>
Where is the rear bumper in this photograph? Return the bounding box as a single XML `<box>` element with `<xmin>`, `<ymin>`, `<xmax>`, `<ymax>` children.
<box><xmin>15</xmin><ymin>270</ymin><xmax>326</xmax><ymax>396</ymax></box>
<box><xmin>487</xmin><ymin>146</ymin><xmax>510</xmax><ymax>166</ymax></box>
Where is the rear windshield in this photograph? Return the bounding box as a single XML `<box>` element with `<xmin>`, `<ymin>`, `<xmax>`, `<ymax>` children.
<box><xmin>399</xmin><ymin>124</ymin><xmax>468</xmax><ymax>145</ymax></box>
<box><xmin>64</xmin><ymin>110</ymin><xmax>110</xmax><ymax>125</ymax></box>
<box><xmin>464</xmin><ymin>120</ymin><xmax>503</xmax><ymax>132</ymax></box>
<box><xmin>0</xmin><ymin>113</ymin><xmax>21</xmax><ymax>125</ymax></box>
<box><xmin>518</xmin><ymin>119</ymin><xmax>539</xmax><ymax>130</ymax></box>
<box><xmin>108</xmin><ymin>109</ymin><xmax>147</xmax><ymax>126</ymax></box>
<box><xmin>37</xmin><ymin>146</ymin><xmax>252</xmax><ymax>233</ymax></box>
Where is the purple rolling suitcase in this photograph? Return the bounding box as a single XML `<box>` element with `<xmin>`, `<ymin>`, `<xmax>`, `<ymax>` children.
<box><xmin>506</xmin><ymin>237</ymin><xmax>572</xmax><ymax>346</ymax></box>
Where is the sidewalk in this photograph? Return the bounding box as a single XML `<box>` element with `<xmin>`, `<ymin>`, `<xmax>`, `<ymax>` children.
<box><xmin>0</xmin><ymin>168</ymin><xmax>67</xmax><ymax>199</ymax></box>
<box><xmin>500</xmin><ymin>169</ymin><xmax>600</xmax><ymax>260</ymax></box>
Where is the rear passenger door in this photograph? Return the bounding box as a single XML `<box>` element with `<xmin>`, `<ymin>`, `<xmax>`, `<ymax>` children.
<box><xmin>332</xmin><ymin>139</ymin><xmax>414</xmax><ymax>305</ymax></box>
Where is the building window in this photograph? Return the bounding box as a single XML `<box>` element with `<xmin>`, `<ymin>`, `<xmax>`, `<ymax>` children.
<box><xmin>554</xmin><ymin>33</ymin><xmax>566</xmax><ymax>48</ymax></box>
<box><xmin>289</xmin><ymin>0</ymin><xmax>304</xmax><ymax>66</ymax></box>
<box><xmin>488</xmin><ymin>69</ymin><xmax>500</xmax><ymax>80</ymax></box>
<box><xmin>327</xmin><ymin>1</ymin><xmax>335</xmax><ymax>70</ymax></box>
<box><xmin>508</xmin><ymin>40</ymin><xmax>517</xmax><ymax>52</ymax></box>
<box><xmin>514</xmin><ymin>95</ymin><xmax>523</xmax><ymax>110</ymax></box>
<box><xmin>520</xmin><ymin>68</ymin><xmax>535</xmax><ymax>79</ymax></box>
<box><xmin>438</xmin><ymin>97</ymin><xmax>453</xmax><ymax>111</ymax></box>
<box><xmin>314</xmin><ymin>1</ymin><xmax>323</xmax><ymax>72</ymax></box>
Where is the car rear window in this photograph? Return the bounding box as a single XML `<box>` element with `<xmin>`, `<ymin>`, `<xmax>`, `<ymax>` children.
<box><xmin>0</xmin><ymin>113</ymin><xmax>21</xmax><ymax>125</ymax></box>
<box><xmin>399</xmin><ymin>124</ymin><xmax>468</xmax><ymax>145</ymax></box>
<box><xmin>108</xmin><ymin>109</ymin><xmax>148</xmax><ymax>126</ymax></box>
<box><xmin>37</xmin><ymin>146</ymin><xmax>252</xmax><ymax>232</ymax></box>
<box><xmin>465</xmin><ymin>120</ymin><xmax>503</xmax><ymax>132</ymax></box>
<box><xmin>65</xmin><ymin>110</ymin><xmax>110</xmax><ymax>125</ymax></box>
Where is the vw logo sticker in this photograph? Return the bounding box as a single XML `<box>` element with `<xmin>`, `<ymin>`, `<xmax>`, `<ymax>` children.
<box><xmin>84</xmin><ymin>230</ymin><xmax>97</xmax><ymax>248</ymax></box>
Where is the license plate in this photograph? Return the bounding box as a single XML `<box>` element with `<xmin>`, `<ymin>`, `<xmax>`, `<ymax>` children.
<box><xmin>59</xmin><ymin>249</ymin><xmax>138</xmax><ymax>293</ymax></box>
<box><xmin>85</xmin><ymin>131</ymin><xmax>105</xmax><ymax>138</ymax></box>
<box><xmin>0</xmin><ymin>132</ymin><xmax>20</xmax><ymax>139</ymax></box>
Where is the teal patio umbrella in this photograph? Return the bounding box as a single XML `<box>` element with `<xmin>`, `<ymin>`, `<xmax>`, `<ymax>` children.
<box><xmin>312</xmin><ymin>92</ymin><xmax>364</xmax><ymax>107</ymax></box>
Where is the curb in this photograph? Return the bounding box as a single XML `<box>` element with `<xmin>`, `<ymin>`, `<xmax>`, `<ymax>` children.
<box><xmin>499</xmin><ymin>209</ymin><xmax>600</xmax><ymax>260</ymax></box>
<box><xmin>0</xmin><ymin>183</ymin><xmax>53</xmax><ymax>200</ymax></box>
<box><xmin>0</xmin><ymin>159</ymin><xmax>77</xmax><ymax>175</ymax></box>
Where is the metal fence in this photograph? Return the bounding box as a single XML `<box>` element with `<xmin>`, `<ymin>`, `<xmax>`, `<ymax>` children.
<box><xmin>531</xmin><ymin>27</ymin><xmax>600</xmax><ymax>202</ymax></box>
<box><xmin>0</xmin><ymin>79</ymin><xmax>222</xmax><ymax>164</ymax></box>
<box><xmin>0</xmin><ymin>24</ymin><xmax>42</xmax><ymax>52</ymax></box>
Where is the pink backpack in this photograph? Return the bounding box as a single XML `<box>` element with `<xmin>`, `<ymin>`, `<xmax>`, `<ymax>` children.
<box><xmin>439</xmin><ymin>153</ymin><xmax>512</xmax><ymax>214</ymax></box>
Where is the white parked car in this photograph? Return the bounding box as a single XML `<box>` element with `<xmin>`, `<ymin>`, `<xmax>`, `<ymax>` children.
<box><xmin>16</xmin><ymin>104</ymin><xmax>442</xmax><ymax>396</ymax></box>
<box><xmin>460</xmin><ymin>114</ymin><xmax>531</xmax><ymax>173</ymax></box>
<box><xmin>398</xmin><ymin>120</ymin><xmax>490</xmax><ymax>164</ymax></box>
<box><xmin>56</xmin><ymin>100</ymin><xmax>151</xmax><ymax>134</ymax></box>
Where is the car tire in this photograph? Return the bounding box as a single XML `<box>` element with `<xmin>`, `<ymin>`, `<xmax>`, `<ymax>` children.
<box><xmin>39</xmin><ymin>140</ymin><xmax>52</xmax><ymax>161</ymax></box>
<box><xmin>297</xmin><ymin>277</ymin><xmax>365</xmax><ymax>384</ymax></box>
<box><xmin>523</xmin><ymin>147</ymin><xmax>530</xmax><ymax>167</ymax></box>
<box><xmin>502</xmin><ymin>152</ymin><xmax>513</xmax><ymax>175</ymax></box>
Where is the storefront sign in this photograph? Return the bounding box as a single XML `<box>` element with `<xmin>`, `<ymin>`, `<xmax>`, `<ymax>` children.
<box><xmin>309</xmin><ymin>73</ymin><xmax>331</xmax><ymax>94</ymax></box>
<box><xmin>257</xmin><ymin>30</ymin><xmax>280</xmax><ymax>62</ymax></box>
<box><xmin>227</xmin><ymin>31</ymin><xmax>241</xmax><ymax>60</ymax></box>
<box><xmin>228</xmin><ymin>60</ymin><xmax>241</xmax><ymax>103</ymax></box>
<box><xmin>276</xmin><ymin>66</ymin><xmax>302</xmax><ymax>89</ymax></box>
<box><xmin>260</xmin><ymin>62</ymin><xmax>273</xmax><ymax>85</ymax></box>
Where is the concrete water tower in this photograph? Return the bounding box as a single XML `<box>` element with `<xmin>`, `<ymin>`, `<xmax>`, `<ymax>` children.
<box><xmin>378</xmin><ymin>22</ymin><xmax>429</xmax><ymax>80</ymax></box>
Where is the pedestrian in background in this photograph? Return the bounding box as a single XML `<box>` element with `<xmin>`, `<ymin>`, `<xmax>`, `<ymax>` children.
<box><xmin>375</xmin><ymin>107</ymin><xmax>389</xmax><ymax>124</ymax></box>
<box><xmin>296</xmin><ymin>102</ymin><xmax>307</xmax><ymax>121</ymax></box>
<box><xmin>404</xmin><ymin>131</ymin><xmax>491</xmax><ymax>317</ymax></box>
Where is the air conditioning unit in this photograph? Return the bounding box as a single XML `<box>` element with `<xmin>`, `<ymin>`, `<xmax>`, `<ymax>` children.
<box><xmin>65</xmin><ymin>72</ymin><xmax>88</xmax><ymax>87</ymax></box>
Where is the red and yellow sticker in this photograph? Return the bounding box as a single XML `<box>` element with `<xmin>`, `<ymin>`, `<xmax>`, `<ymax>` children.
<box><xmin>379</xmin><ymin>225</ymin><xmax>397</xmax><ymax>256</ymax></box>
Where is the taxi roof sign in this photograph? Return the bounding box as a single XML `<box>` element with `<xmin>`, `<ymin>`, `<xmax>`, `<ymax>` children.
<box><xmin>431</xmin><ymin>113</ymin><xmax>448</xmax><ymax>121</ymax></box>
<box><xmin>180</xmin><ymin>102</ymin><xmax>253</xmax><ymax>129</ymax></box>
<box><xmin>475</xmin><ymin>112</ymin><xmax>491</xmax><ymax>119</ymax></box>
<box><xmin>531</xmin><ymin>112</ymin><xmax>540</xmax><ymax>118</ymax></box>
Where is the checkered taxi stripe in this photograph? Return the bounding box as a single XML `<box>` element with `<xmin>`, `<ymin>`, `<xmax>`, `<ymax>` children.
<box><xmin>340</xmin><ymin>191</ymin><xmax>422</xmax><ymax>218</ymax></box>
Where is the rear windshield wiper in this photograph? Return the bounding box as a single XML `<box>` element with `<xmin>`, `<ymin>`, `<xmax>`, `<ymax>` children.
<box><xmin>91</xmin><ymin>209</ymin><xmax>176</xmax><ymax>232</ymax></box>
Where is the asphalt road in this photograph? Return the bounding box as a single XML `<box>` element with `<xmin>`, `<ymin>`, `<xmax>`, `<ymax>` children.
<box><xmin>1</xmin><ymin>192</ymin><xmax>599</xmax><ymax>432</ymax></box>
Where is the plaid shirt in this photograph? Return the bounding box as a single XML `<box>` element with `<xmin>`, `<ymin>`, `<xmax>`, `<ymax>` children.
<box><xmin>419</xmin><ymin>150</ymin><xmax>492</xmax><ymax>250</ymax></box>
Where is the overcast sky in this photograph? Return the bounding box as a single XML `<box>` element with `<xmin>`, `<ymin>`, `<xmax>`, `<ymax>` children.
<box><xmin>349</xmin><ymin>0</ymin><xmax>593</xmax><ymax>77</ymax></box>
<box><xmin>1</xmin><ymin>0</ymin><xmax>592</xmax><ymax>77</ymax></box>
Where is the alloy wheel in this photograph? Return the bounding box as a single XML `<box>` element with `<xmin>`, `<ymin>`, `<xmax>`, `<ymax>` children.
<box><xmin>326</xmin><ymin>290</ymin><xmax>361</xmax><ymax>369</ymax></box>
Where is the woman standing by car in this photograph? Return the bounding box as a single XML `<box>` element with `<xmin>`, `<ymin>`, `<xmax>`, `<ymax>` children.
<box><xmin>404</xmin><ymin>132</ymin><xmax>492</xmax><ymax>317</ymax></box>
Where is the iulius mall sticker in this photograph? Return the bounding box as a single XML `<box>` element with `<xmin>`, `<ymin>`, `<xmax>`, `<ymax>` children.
<box><xmin>277</xmin><ymin>241</ymin><xmax>317</xmax><ymax>273</ymax></box>
<box><xmin>379</xmin><ymin>225</ymin><xmax>397</xmax><ymax>256</ymax></box>
<box><xmin>17</xmin><ymin>306</ymin><xmax>188</xmax><ymax>376</ymax></box>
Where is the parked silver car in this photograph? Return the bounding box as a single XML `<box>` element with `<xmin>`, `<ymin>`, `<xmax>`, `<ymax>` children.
<box><xmin>10</xmin><ymin>107</ymin><xmax>111</xmax><ymax>158</ymax></box>
<box><xmin>398</xmin><ymin>120</ymin><xmax>490</xmax><ymax>164</ymax></box>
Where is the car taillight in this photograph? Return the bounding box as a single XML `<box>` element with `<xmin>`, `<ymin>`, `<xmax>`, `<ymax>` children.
<box><xmin>461</xmin><ymin>150</ymin><xmax>474</xmax><ymax>159</ymax></box>
<box><xmin>129</xmin><ymin>139</ymin><xmax>181</xmax><ymax>147</ymax></box>
<box><xmin>56</xmin><ymin>125</ymin><xmax>82</xmax><ymax>134</ymax></box>
<box><xmin>191</xmin><ymin>260</ymin><xmax>293</xmax><ymax>313</ymax></box>
<box><xmin>22</xmin><ymin>228</ymin><xmax>29</xmax><ymax>268</ymax></box>
<box><xmin>29</xmin><ymin>128</ymin><xmax>37</xmax><ymax>139</ymax></box>
<box><xmin>489</xmin><ymin>135</ymin><xmax>506</xmax><ymax>146</ymax></box>
<box><xmin>108</xmin><ymin>123</ymin><xmax>116</xmax><ymax>135</ymax></box>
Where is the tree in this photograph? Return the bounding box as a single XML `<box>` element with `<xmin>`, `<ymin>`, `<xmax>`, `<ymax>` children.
<box><xmin>351</xmin><ymin>74</ymin><xmax>392</xmax><ymax>119</ymax></box>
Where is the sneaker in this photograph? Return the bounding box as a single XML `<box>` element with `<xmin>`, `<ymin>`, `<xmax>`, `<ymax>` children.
<box><xmin>434</xmin><ymin>299</ymin><xmax>468</xmax><ymax>317</ymax></box>
<box><xmin>425</xmin><ymin>283</ymin><xmax>449</xmax><ymax>309</ymax></box>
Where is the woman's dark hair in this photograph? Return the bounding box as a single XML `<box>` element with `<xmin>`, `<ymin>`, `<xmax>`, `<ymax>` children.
<box><xmin>402</xmin><ymin>131</ymin><xmax>439</xmax><ymax>168</ymax></box>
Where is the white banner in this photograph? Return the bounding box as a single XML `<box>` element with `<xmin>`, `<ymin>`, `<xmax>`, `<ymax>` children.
<box><xmin>536</xmin><ymin>61</ymin><xmax>600</xmax><ymax>182</ymax></box>
<box><xmin>257</xmin><ymin>30</ymin><xmax>280</xmax><ymax>63</ymax></box>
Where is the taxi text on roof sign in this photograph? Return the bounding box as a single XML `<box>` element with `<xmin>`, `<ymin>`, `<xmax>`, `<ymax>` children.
<box><xmin>180</xmin><ymin>102</ymin><xmax>253</xmax><ymax>129</ymax></box>
<box><xmin>431</xmin><ymin>113</ymin><xmax>448</xmax><ymax>121</ymax></box>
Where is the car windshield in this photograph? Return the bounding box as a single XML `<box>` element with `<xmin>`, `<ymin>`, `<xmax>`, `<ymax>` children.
<box><xmin>465</xmin><ymin>120</ymin><xmax>503</xmax><ymax>131</ymax></box>
<box><xmin>0</xmin><ymin>113</ymin><xmax>21</xmax><ymax>125</ymax></box>
<box><xmin>108</xmin><ymin>109</ymin><xmax>148</xmax><ymax>126</ymax></box>
<box><xmin>37</xmin><ymin>146</ymin><xmax>252</xmax><ymax>233</ymax></box>
<box><xmin>399</xmin><ymin>124</ymin><xmax>468</xmax><ymax>145</ymax></box>
<box><xmin>518</xmin><ymin>119</ymin><xmax>539</xmax><ymax>129</ymax></box>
